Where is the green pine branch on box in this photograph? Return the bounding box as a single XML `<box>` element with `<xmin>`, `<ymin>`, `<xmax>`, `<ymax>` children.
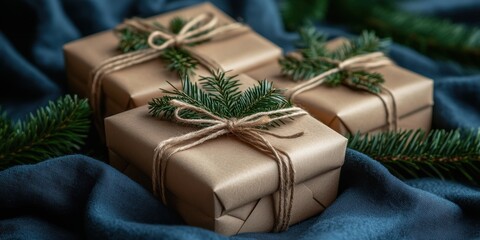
<box><xmin>279</xmin><ymin>27</ymin><xmax>389</xmax><ymax>93</ymax></box>
<box><xmin>0</xmin><ymin>95</ymin><xmax>91</xmax><ymax>170</ymax></box>
<box><xmin>148</xmin><ymin>70</ymin><xmax>292</xmax><ymax>127</ymax></box>
<box><xmin>116</xmin><ymin>17</ymin><xmax>199</xmax><ymax>77</ymax></box>
<box><xmin>348</xmin><ymin>129</ymin><xmax>480</xmax><ymax>185</ymax></box>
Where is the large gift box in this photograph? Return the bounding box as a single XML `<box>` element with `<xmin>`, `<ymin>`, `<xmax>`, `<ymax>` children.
<box><xmin>64</xmin><ymin>2</ymin><xmax>281</xmax><ymax>117</ymax></box>
<box><xmin>104</xmin><ymin>74</ymin><xmax>347</xmax><ymax>235</ymax></box>
<box><xmin>247</xmin><ymin>38</ymin><xmax>434</xmax><ymax>135</ymax></box>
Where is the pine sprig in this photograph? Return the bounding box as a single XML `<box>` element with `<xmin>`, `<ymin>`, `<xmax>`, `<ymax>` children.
<box><xmin>0</xmin><ymin>95</ymin><xmax>91</xmax><ymax>170</ymax></box>
<box><xmin>280</xmin><ymin>0</ymin><xmax>329</xmax><ymax>31</ymax></box>
<box><xmin>198</xmin><ymin>71</ymin><xmax>241</xmax><ymax>117</ymax></box>
<box><xmin>348</xmin><ymin>129</ymin><xmax>480</xmax><ymax>184</ymax></box>
<box><xmin>330</xmin><ymin>31</ymin><xmax>390</xmax><ymax>60</ymax></box>
<box><xmin>162</xmin><ymin>48</ymin><xmax>198</xmax><ymax>78</ymax></box>
<box><xmin>329</xmin><ymin>0</ymin><xmax>480</xmax><ymax>67</ymax></box>
<box><xmin>279</xmin><ymin>27</ymin><xmax>389</xmax><ymax>93</ymax></box>
<box><xmin>367</xmin><ymin>7</ymin><xmax>480</xmax><ymax>67</ymax></box>
<box><xmin>116</xmin><ymin>17</ymin><xmax>199</xmax><ymax>76</ymax></box>
<box><xmin>148</xmin><ymin>70</ymin><xmax>292</xmax><ymax>127</ymax></box>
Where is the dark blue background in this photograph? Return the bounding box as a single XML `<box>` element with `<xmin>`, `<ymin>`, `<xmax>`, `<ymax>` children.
<box><xmin>1</xmin><ymin>0</ymin><xmax>479</xmax><ymax>239</ymax></box>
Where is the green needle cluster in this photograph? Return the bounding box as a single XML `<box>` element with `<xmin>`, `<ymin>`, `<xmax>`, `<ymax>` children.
<box><xmin>348</xmin><ymin>129</ymin><xmax>480</xmax><ymax>184</ymax></box>
<box><xmin>0</xmin><ymin>95</ymin><xmax>91</xmax><ymax>170</ymax></box>
<box><xmin>279</xmin><ymin>27</ymin><xmax>390</xmax><ymax>93</ymax></box>
<box><xmin>148</xmin><ymin>70</ymin><xmax>291</xmax><ymax>127</ymax></box>
<box><xmin>116</xmin><ymin>17</ymin><xmax>199</xmax><ymax>77</ymax></box>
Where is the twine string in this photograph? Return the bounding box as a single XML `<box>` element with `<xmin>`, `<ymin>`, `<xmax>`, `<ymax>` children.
<box><xmin>152</xmin><ymin>100</ymin><xmax>307</xmax><ymax>232</ymax></box>
<box><xmin>285</xmin><ymin>52</ymin><xmax>398</xmax><ymax>131</ymax></box>
<box><xmin>89</xmin><ymin>13</ymin><xmax>249</xmax><ymax>127</ymax></box>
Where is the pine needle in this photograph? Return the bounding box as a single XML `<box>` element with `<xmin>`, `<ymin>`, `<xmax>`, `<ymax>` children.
<box><xmin>280</xmin><ymin>0</ymin><xmax>329</xmax><ymax>31</ymax></box>
<box><xmin>279</xmin><ymin>27</ymin><xmax>390</xmax><ymax>93</ymax></box>
<box><xmin>116</xmin><ymin>17</ymin><xmax>200</xmax><ymax>76</ymax></box>
<box><xmin>148</xmin><ymin>70</ymin><xmax>292</xmax><ymax>127</ymax></box>
<box><xmin>0</xmin><ymin>95</ymin><xmax>91</xmax><ymax>170</ymax></box>
<box><xmin>348</xmin><ymin>129</ymin><xmax>480</xmax><ymax>184</ymax></box>
<box><xmin>329</xmin><ymin>0</ymin><xmax>480</xmax><ymax>67</ymax></box>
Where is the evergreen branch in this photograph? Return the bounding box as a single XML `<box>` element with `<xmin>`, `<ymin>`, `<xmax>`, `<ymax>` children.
<box><xmin>116</xmin><ymin>16</ymin><xmax>198</xmax><ymax>76</ymax></box>
<box><xmin>330</xmin><ymin>31</ymin><xmax>390</xmax><ymax>61</ymax></box>
<box><xmin>367</xmin><ymin>7</ymin><xmax>480</xmax><ymax>66</ymax></box>
<box><xmin>329</xmin><ymin>0</ymin><xmax>480</xmax><ymax>67</ymax></box>
<box><xmin>148</xmin><ymin>71</ymin><xmax>292</xmax><ymax>127</ymax></box>
<box><xmin>279</xmin><ymin>27</ymin><xmax>388</xmax><ymax>93</ymax></box>
<box><xmin>117</xmin><ymin>28</ymin><xmax>154</xmax><ymax>53</ymax></box>
<box><xmin>237</xmin><ymin>80</ymin><xmax>292</xmax><ymax>118</ymax></box>
<box><xmin>279</xmin><ymin>56</ymin><xmax>329</xmax><ymax>81</ymax></box>
<box><xmin>343</xmin><ymin>71</ymin><xmax>384</xmax><ymax>93</ymax></box>
<box><xmin>169</xmin><ymin>17</ymin><xmax>187</xmax><ymax>34</ymax></box>
<box><xmin>198</xmin><ymin>70</ymin><xmax>242</xmax><ymax>117</ymax></box>
<box><xmin>153</xmin><ymin>77</ymin><xmax>222</xmax><ymax>120</ymax></box>
<box><xmin>348</xmin><ymin>129</ymin><xmax>480</xmax><ymax>184</ymax></box>
<box><xmin>280</xmin><ymin>0</ymin><xmax>329</xmax><ymax>31</ymax></box>
<box><xmin>161</xmin><ymin>47</ymin><xmax>198</xmax><ymax>77</ymax></box>
<box><xmin>0</xmin><ymin>95</ymin><xmax>91</xmax><ymax>170</ymax></box>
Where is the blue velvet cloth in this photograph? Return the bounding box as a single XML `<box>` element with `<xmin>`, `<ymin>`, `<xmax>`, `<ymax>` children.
<box><xmin>1</xmin><ymin>0</ymin><xmax>479</xmax><ymax>239</ymax></box>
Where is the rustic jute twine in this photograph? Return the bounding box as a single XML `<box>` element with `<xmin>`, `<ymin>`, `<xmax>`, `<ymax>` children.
<box><xmin>285</xmin><ymin>52</ymin><xmax>399</xmax><ymax>132</ymax></box>
<box><xmin>90</xmin><ymin>13</ymin><xmax>249</xmax><ymax>127</ymax></box>
<box><xmin>152</xmin><ymin>99</ymin><xmax>308</xmax><ymax>232</ymax></box>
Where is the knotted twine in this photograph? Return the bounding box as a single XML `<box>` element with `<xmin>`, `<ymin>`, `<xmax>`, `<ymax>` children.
<box><xmin>89</xmin><ymin>13</ymin><xmax>249</xmax><ymax>126</ymax></box>
<box><xmin>152</xmin><ymin>100</ymin><xmax>307</xmax><ymax>232</ymax></box>
<box><xmin>285</xmin><ymin>52</ymin><xmax>399</xmax><ymax>132</ymax></box>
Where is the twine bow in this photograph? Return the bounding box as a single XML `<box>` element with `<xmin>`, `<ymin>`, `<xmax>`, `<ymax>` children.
<box><xmin>286</xmin><ymin>52</ymin><xmax>392</xmax><ymax>100</ymax></box>
<box><xmin>152</xmin><ymin>100</ymin><xmax>307</xmax><ymax>232</ymax></box>
<box><xmin>89</xmin><ymin>13</ymin><xmax>248</xmax><ymax>126</ymax></box>
<box><xmin>285</xmin><ymin>52</ymin><xmax>399</xmax><ymax>132</ymax></box>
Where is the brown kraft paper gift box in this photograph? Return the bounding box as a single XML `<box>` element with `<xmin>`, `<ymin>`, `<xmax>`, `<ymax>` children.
<box><xmin>247</xmin><ymin>38</ymin><xmax>434</xmax><ymax>136</ymax></box>
<box><xmin>104</xmin><ymin>74</ymin><xmax>347</xmax><ymax>235</ymax></box>
<box><xmin>63</xmin><ymin>2</ymin><xmax>282</xmax><ymax>117</ymax></box>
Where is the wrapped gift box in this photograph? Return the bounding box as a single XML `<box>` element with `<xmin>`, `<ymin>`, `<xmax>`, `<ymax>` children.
<box><xmin>64</xmin><ymin>2</ymin><xmax>281</xmax><ymax>117</ymax></box>
<box><xmin>247</xmin><ymin>38</ymin><xmax>434</xmax><ymax>135</ymax></box>
<box><xmin>104</xmin><ymin>75</ymin><xmax>347</xmax><ymax>235</ymax></box>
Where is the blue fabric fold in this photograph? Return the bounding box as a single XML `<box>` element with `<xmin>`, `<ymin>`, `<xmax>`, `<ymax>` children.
<box><xmin>1</xmin><ymin>152</ymin><xmax>479</xmax><ymax>239</ymax></box>
<box><xmin>1</xmin><ymin>0</ymin><xmax>480</xmax><ymax>239</ymax></box>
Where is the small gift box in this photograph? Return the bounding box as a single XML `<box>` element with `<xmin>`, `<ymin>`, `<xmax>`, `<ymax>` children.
<box><xmin>247</xmin><ymin>33</ymin><xmax>434</xmax><ymax>135</ymax></box>
<box><xmin>64</xmin><ymin>2</ymin><xmax>281</xmax><ymax>119</ymax></box>
<box><xmin>105</xmin><ymin>73</ymin><xmax>347</xmax><ymax>235</ymax></box>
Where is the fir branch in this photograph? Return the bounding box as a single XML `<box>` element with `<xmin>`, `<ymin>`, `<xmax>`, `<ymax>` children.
<box><xmin>0</xmin><ymin>95</ymin><xmax>91</xmax><ymax>170</ymax></box>
<box><xmin>280</xmin><ymin>0</ymin><xmax>329</xmax><ymax>31</ymax></box>
<box><xmin>169</xmin><ymin>17</ymin><xmax>187</xmax><ymax>34</ymax></box>
<box><xmin>151</xmin><ymin>76</ymin><xmax>223</xmax><ymax>121</ymax></box>
<box><xmin>348</xmin><ymin>129</ymin><xmax>480</xmax><ymax>184</ymax></box>
<box><xmin>279</xmin><ymin>56</ymin><xmax>329</xmax><ymax>82</ymax></box>
<box><xmin>297</xmin><ymin>26</ymin><xmax>329</xmax><ymax>59</ymax></box>
<box><xmin>279</xmin><ymin>27</ymin><xmax>389</xmax><ymax>93</ymax></box>
<box><xmin>148</xmin><ymin>70</ymin><xmax>292</xmax><ymax>127</ymax></box>
<box><xmin>329</xmin><ymin>0</ymin><xmax>480</xmax><ymax>67</ymax></box>
<box><xmin>198</xmin><ymin>70</ymin><xmax>241</xmax><ymax>117</ymax></box>
<box><xmin>117</xmin><ymin>28</ymin><xmax>153</xmax><ymax>53</ymax></box>
<box><xmin>236</xmin><ymin>80</ymin><xmax>291</xmax><ymax>117</ymax></box>
<box><xmin>116</xmin><ymin>16</ymin><xmax>199</xmax><ymax>76</ymax></box>
<box><xmin>161</xmin><ymin>47</ymin><xmax>198</xmax><ymax>78</ymax></box>
<box><xmin>330</xmin><ymin>31</ymin><xmax>390</xmax><ymax>60</ymax></box>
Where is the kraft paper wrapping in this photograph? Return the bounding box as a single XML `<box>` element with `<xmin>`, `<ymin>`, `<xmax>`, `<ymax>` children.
<box><xmin>63</xmin><ymin>2</ymin><xmax>282</xmax><ymax>117</ymax></box>
<box><xmin>105</xmin><ymin>106</ymin><xmax>347</xmax><ymax>235</ymax></box>
<box><xmin>247</xmin><ymin>39</ymin><xmax>434</xmax><ymax>135</ymax></box>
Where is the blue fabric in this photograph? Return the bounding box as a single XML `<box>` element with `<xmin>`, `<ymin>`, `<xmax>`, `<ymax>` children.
<box><xmin>1</xmin><ymin>0</ymin><xmax>480</xmax><ymax>239</ymax></box>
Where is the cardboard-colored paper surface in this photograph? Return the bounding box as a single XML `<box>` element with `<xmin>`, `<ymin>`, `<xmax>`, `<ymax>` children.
<box><xmin>246</xmin><ymin>39</ymin><xmax>434</xmax><ymax>135</ymax></box>
<box><xmin>105</xmin><ymin>106</ymin><xmax>347</xmax><ymax>235</ymax></box>
<box><xmin>64</xmin><ymin>2</ymin><xmax>282</xmax><ymax>117</ymax></box>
